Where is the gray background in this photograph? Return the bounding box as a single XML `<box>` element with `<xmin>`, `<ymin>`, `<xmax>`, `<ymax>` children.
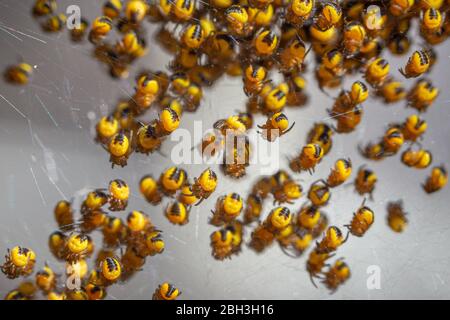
<box><xmin>0</xmin><ymin>0</ymin><xmax>449</xmax><ymax>299</ymax></box>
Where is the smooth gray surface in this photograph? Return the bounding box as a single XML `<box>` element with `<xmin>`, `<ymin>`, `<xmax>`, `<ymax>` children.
<box><xmin>0</xmin><ymin>0</ymin><xmax>450</xmax><ymax>299</ymax></box>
